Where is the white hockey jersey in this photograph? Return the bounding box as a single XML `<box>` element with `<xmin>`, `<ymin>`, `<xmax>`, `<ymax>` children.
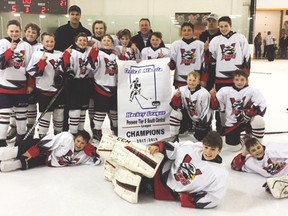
<box><xmin>236</xmin><ymin>142</ymin><xmax>288</xmax><ymax>177</ymax></box>
<box><xmin>216</xmin><ymin>85</ymin><xmax>266</xmax><ymax>127</ymax></box>
<box><xmin>0</xmin><ymin>38</ymin><xmax>32</xmax><ymax>94</ymax></box>
<box><xmin>26</xmin><ymin>49</ymin><xmax>63</xmax><ymax>92</ymax></box>
<box><xmin>39</xmin><ymin>132</ymin><xmax>100</xmax><ymax>167</ymax></box>
<box><xmin>164</xmin><ymin>141</ymin><xmax>228</xmax><ymax>208</ymax></box>
<box><xmin>62</xmin><ymin>46</ymin><xmax>96</xmax><ymax>78</ymax></box>
<box><xmin>170</xmin><ymin>39</ymin><xmax>204</xmax><ymax>86</ymax></box>
<box><xmin>116</xmin><ymin>45</ymin><xmax>140</xmax><ymax>60</ymax></box>
<box><xmin>209</xmin><ymin>32</ymin><xmax>250</xmax><ymax>81</ymax></box>
<box><xmin>141</xmin><ymin>47</ymin><xmax>169</xmax><ymax>60</ymax></box>
<box><xmin>93</xmin><ymin>49</ymin><xmax>118</xmax><ymax>95</ymax></box>
<box><xmin>178</xmin><ymin>85</ymin><xmax>213</xmax><ymax>123</ymax></box>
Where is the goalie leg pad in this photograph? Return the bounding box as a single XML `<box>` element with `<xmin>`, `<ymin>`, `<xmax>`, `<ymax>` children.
<box><xmin>0</xmin><ymin>159</ymin><xmax>22</xmax><ymax>172</ymax></box>
<box><xmin>0</xmin><ymin>146</ymin><xmax>18</xmax><ymax>161</ymax></box>
<box><xmin>104</xmin><ymin>159</ymin><xmax>118</xmax><ymax>182</ymax></box>
<box><xmin>110</xmin><ymin>137</ymin><xmax>164</xmax><ymax>178</ymax></box>
<box><xmin>266</xmin><ymin>175</ymin><xmax>288</xmax><ymax>198</ymax></box>
<box><xmin>112</xmin><ymin>167</ymin><xmax>141</xmax><ymax>204</ymax></box>
<box><xmin>96</xmin><ymin>134</ymin><xmax>117</xmax><ymax>160</ymax></box>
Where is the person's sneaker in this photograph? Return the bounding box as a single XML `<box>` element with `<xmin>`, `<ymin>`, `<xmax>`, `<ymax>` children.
<box><xmin>7</xmin><ymin>126</ymin><xmax>17</xmax><ymax>140</ymax></box>
<box><xmin>93</xmin><ymin>129</ymin><xmax>103</xmax><ymax>141</ymax></box>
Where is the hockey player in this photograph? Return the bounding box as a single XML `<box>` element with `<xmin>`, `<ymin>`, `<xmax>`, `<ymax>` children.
<box><xmin>7</xmin><ymin>23</ymin><xmax>42</xmax><ymax>140</ymax></box>
<box><xmin>210</xmin><ymin>69</ymin><xmax>266</xmax><ymax>151</ymax></box>
<box><xmin>169</xmin><ymin>71</ymin><xmax>213</xmax><ymax>142</ymax></box>
<box><xmin>231</xmin><ymin>137</ymin><xmax>288</xmax><ymax>177</ymax></box>
<box><xmin>26</xmin><ymin>32</ymin><xmax>64</xmax><ymax>138</ymax></box>
<box><xmin>169</xmin><ymin>22</ymin><xmax>205</xmax><ymax>135</ymax></box>
<box><xmin>116</xmin><ymin>29</ymin><xmax>140</xmax><ymax>61</ymax></box>
<box><xmin>140</xmin><ymin>31</ymin><xmax>169</xmax><ymax>60</ymax></box>
<box><xmin>92</xmin><ymin>34</ymin><xmax>118</xmax><ymax>141</ymax></box>
<box><xmin>149</xmin><ymin>131</ymin><xmax>228</xmax><ymax>208</ymax></box>
<box><xmin>205</xmin><ymin>16</ymin><xmax>251</xmax><ymax>135</ymax></box>
<box><xmin>129</xmin><ymin>77</ymin><xmax>142</xmax><ymax>102</ymax></box>
<box><xmin>0</xmin><ymin>130</ymin><xmax>100</xmax><ymax>172</ymax></box>
<box><xmin>232</xmin><ymin>137</ymin><xmax>288</xmax><ymax>199</ymax></box>
<box><xmin>97</xmin><ymin>131</ymin><xmax>228</xmax><ymax>208</ymax></box>
<box><xmin>61</xmin><ymin>32</ymin><xmax>98</xmax><ymax>135</ymax></box>
<box><xmin>0</xmin><ymin>20</ymin><xmax>33</xmax><ymax>147</ymax></box>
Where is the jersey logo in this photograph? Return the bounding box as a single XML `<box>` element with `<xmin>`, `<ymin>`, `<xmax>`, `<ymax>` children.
<box><xmin>230</xmin><ymin>97</ymin><xmax>254</xmax><ymax>122</ymax></box>
<box><xmin>263</xmin><ymin>158</ymin><xmax>287</xmax><ymax>175</ymax></box>
<box><xmin>49</xmin><ymin>58</ymin><xmax>62</xmax><ymax>70</ymax></box>
<box><xmin>104</xmin><ymin>57</ymin><xmax>118</xmax><ymax>75</ymax></box>
<box><xmin>57</xmin><ymin>149</ymin><xmax>74</xmax><ymax>165</ymax></box>
<box><xmin>78</xmin><ymin>58</ymin><xmax>88</xmax><ymax>75</ymax></box>
<box><xmin>185</xmin><ymin>98</ymin><xmax>198</xmax><ymax>117</ymax></box>
<box><xmin>10</xmin><ymin>50</ymin><xmax>25</xmax><ymax>69</ymax></box>
<box><xmin>220</xmin><ymin>43</ymin><xmax>236</xmax><ymax>61</ymax></box>
<box><xmin>126</xmin><ymin>51</ymin><xmax>136</xmax><ymax>60</ymax></box>
<box><xmin>180</xmin><ymin>48</ymin><xmax>196</xmax><ymax>65</ymax></box>
<box><xmin>174</xmin><ymin>154</ymin><xmax>202</xmax><ymax>185</ymax></box>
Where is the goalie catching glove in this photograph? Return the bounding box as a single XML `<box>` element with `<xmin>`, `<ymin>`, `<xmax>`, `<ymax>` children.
<box><xmin>263</xmin><ymin>175</ymin><xmax>288</xmax><ymax>199</ymax></box>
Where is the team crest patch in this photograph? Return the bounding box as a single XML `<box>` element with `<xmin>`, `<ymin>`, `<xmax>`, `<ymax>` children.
<box><xmin>174</xmin><ymin>154</ymin><xmax>202</xmax><ymax>185</ymax></box>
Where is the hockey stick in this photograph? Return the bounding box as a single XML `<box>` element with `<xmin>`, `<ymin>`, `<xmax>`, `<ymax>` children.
<box><xmin>23</xmin><ymin>86</ymin><xmax>64</xmax><ymax>140</ymax></box>
<box><xmin>264</xmin><ymin>131</ymin><xmax>288</xmax><ymax>135</ymax></box>
<box><xmin>241</xmin><ymin>131</ymin><xmax>288</xmax><ymax>136</ymax></box>
<box><xmin>139</xmin><ymin>93</ymin><xmax>148</xmax><ymax>100</ymax></box>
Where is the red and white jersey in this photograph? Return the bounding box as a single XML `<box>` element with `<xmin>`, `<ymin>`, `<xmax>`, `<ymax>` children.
<box><xmin>62</xmin><ymin>46</ymin><xmax>96</xmax><ymax>78</ymax></box>
<box><xmin>178</xmin><ymin>85</ymin><xmax>213</xmax><ymax>122</ymax></box>
<box><xmin>93</xmin><ymin>49</ymin><xmax>118</xmax><ymax>94</ymax></box>
<box><xmin>116</xmin><ymin>45</ymin><xmax>140</xmax><ymax>60</ymax></box>
<box><xmin>141</xmin><ymin>47</ymin><xmax>169</xmax><ymax>60</ymax></box>
<box><xmin>209</xmin><ymin>32</ymin><xmax>251</xmax><ymax>80</ymax></box>
<box><xmin>164</xmin><ymin>141</ymin><xmax>228</xmax><ymax>206</ymax></box>
<box><xmin>232</xmin><ymin>142</ymin><xmax>288</xmax><ymax>177</ymax></box>
<box><xmin>0</xmin><ymin>38</ymin><xmax>32</xmax><ymax>94</ymax></box>
<box><xmin>216</xmin><ymin>85</ymin><xmax>266</xmax><ymax>127</ymax></box>
<box><xmin>170</xmin><ymin>39</ymin><xmax>204</xmax><ymax>85</ymax></box>
<box><xmin>26</xmin><ymin>49</ymin><xmax>63</xmax><ymax>92</ymax></box>
<box><xmin>40</xmin><ymin>132</ymin><xmax>100</xmax><ymax>167</ymax></box>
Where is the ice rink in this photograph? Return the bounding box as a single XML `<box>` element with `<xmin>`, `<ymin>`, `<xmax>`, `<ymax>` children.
<box><xmin>1</xmin><ymin>59</ymin><xmax>288</xmax><ymax>216</ymax></box>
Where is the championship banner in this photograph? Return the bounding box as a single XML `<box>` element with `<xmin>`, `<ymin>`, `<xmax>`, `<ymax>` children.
<box><xmin>117</xmin><ymin>58</ymin><xmax>172</xmax><ymax>145</ymax></box>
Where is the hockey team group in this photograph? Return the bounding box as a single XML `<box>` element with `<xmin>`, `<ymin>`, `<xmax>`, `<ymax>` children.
<box><xmin>0</xmin><ymin>4</ymin><xmax>287</xmax><ymax>209</ymax></box>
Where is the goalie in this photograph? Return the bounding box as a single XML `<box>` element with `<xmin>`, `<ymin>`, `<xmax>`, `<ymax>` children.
<box><xmin>97</xmin><ymin>131</ymin><xmax>229</xmax><ymax>209</ymax></box>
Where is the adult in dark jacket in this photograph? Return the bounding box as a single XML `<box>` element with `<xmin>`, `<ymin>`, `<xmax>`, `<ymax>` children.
<box><xmin>54</xmin><ymin>5</ymin><xmax>91</xmax><ymax>52</ymax></box>
<box><xmin>131</xmin><ymin>18</ymin><xmax>164</xmax><ymax>52</ymax></box>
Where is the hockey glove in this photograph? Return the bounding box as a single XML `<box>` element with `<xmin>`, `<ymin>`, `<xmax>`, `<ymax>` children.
<box><xmin>83</xmin><ymin>143</ymin><xmax>97</xmax><ymax>157</ymax></box>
